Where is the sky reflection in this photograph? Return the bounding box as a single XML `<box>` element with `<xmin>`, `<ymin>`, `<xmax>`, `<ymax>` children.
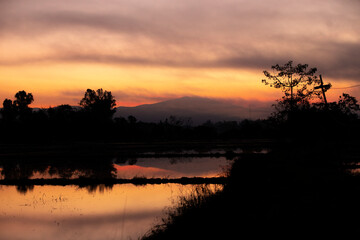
<box><xmin>0</xmin><ymin>184</ymin><xmax>197</xmax><ymax>240</ymax></box>
<box><xmin>0</xmin><ymin>156</ymin><xmax>231</xmax><ymax>181</ymax></box>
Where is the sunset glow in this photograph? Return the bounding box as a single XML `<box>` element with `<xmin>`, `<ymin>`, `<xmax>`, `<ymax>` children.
<box><xmin>1</xmin><ymin>0</ymin><xmax>359</xmax><ymax>107</ymax></box>
<box><xmin>1</xmin><ymin>1</ymin><xmax>359</xmax><ymax>238</ymax></box>
<box><xmin>0</xmin><ymin>184</ymin><xmax>194</xmax><ymax>240</ymax></box>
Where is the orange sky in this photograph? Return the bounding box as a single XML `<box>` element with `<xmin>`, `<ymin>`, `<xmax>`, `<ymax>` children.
<box><xmin>0</xmin><ymin>63</ymin><xmax>285</xmax><ymax>107</ymax></box>
<box><xmin>0</xmin><ymin>0</ymin><xmax>359</xmax><ymax>107</ymax></box>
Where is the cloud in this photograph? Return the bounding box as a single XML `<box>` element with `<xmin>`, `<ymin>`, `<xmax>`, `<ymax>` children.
<box><xmin>2</xmin><ymin>40</ymin><xmax>359</xmax><ymax>82</ymax></box>
<box><xmin>1</xmin><ymin>0</ymin><xmax>359</xmax><ymax>81</ymax></box>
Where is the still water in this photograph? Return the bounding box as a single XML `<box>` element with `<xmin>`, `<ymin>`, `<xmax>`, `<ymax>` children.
<box><xmin>114</xmin><ymin>157</ymin><xmax>231</xmax><ymax>178</ymax></box>
<box><xmin>0</xmin><ymin>157</ymin><xmax>231</xmax><ymax>180</ymax></box>
<box><xmin>0</xmin><ymin>183</ymin><xmax>208</xmax><ymax>240</ymax></box>
<box><xmin>0</xmin><ymin>156</ymin><xmax>229</xmax><ymax>239</ymax></box>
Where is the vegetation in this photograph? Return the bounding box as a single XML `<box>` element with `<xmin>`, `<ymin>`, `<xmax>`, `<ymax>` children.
<box><xmin>1</xmin><ymin>86</ymin><xmax>359</xmax><ymax>144</ymax></box>
<box><xmin>80</xmin><ymin>88</ymin><xmax>116</xmax><ymax>121</ymax></box>
<box><xmin>142</xmin><ymin>143</ymin><xmax>360</xmax><ymax>238</ymax></box>
<box><xmin>141</xmin><ymin>61</ymin><xmax>360</xmax><ymax>238</ymax></box>
<box><xmin>0</xmin><ymin>61</ymin><xmax>360</xmax><ymax>237</ymax></box>
<box><xmin>2</xmin><ymin>90</ymin><xmax>34</xmax><ymax>122</ymax></box>
<box><xmin>262</xmin><ymin>61</ymin><xmax>330</xmax><ymax>107</ymax></box>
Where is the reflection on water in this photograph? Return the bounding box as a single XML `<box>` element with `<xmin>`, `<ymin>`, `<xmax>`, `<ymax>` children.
<box><xmin>0</xmin><ymin>156</ymin><xmax>232</xmax><ymax>183</ymax></box>
<box><xmin>114</xmin><ymin>157</ymin><xmax>231</xmax><ymax>179</ymax></box>
<box><xmin>0</xmin><ymin>158</ymin><xmax>116</xmax><ymax>181</ymax></box>
<box><xmin>0</xmin><ymin>147</ymin><xmax>264</xmax><ymax>239</ymax></box>
<box><xmin>0</xmin><ymin>183</ymin><xmax>206</xmax><ymax>240</ymax></box>
<box><xmin>0</xmin><ymin>156</ymin><xmax>231</xmax><ymax>195</ymax></box>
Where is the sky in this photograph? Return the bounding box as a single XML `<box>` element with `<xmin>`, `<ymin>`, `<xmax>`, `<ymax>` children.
<box><xmin>0</xmin><ymin>0</ymin><xmax>359</xmax><ymax>107</ymax></box>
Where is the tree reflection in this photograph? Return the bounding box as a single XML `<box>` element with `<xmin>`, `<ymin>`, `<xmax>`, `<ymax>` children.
<box><xmin>0</xmin><ymin>157</ymin><xmax>117</xmax><ymax>194</ymax></box>
<box><xmin>0</xmin><ymin>162</ymin><xmax>48</xmax><ymax>180</ymax></box>
<box><xmin>16</xmin><ymin>184</ymin><xmax>34</xmax><ymax>194</ymax></box>
<box><xmin>80</xmin><ymin>184</ymin><xmax>114</xmax><ymax>193</ymax></box>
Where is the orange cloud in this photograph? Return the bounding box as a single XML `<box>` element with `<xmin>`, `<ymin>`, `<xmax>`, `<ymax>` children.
<box><xmin>1</xmin><ymin>0</ymin><xmax>359</xmax><ymax>107</ymax></box>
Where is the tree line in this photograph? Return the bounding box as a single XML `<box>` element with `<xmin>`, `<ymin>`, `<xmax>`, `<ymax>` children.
<box><xmin>1</xmin><ymin>61</ymin><xmax>359</xmax><ymax>143</ymax></box>
<box><xmin>0</xmin><ymin>88</ymin><xmax>264</xmax><ymax>142</ymax></box>
<box><xmin>262</xmin><ymin>61</ymin><xmax>360</xmax><ymax>141</ymax></box>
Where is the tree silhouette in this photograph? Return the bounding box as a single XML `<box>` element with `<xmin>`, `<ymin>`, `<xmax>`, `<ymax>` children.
<box><xmin>337</xmin><ymin>93</ymin><xmax>360</xmax><ymax>115</ymax></box>
<box><xmin>262</xmin><ymin>61</ymin><xmax>328</xmax><ymax>108</ymax></box>
<box><xmin>13</xmin><ymin>90</ymin><xmax>34</xmax><ymax>113</ymax></box>
<box><xmin>324</xmin><ymin>93</ymin><xmax>360</xmax><ymax>121</ymax></box>
<box><xmin>2</xmin><ymin>99</ymin><xmax>13</xmax><ymax>109</ymax></box>
<box><xmin>1</xmin><ymin>99</ymin><xmax>16</xmax><ymax>121</ymax></box>
<box><xmin>127</xmin><ymin>115</ymin><xmax>137</xmax><ymax>124</ymax></box>
<box><xmin>1</xmin><ymin>91</ymin><xmax>34</xmax><ymax>122</ymax></box>
<box><xmin>80</xmin><ymin>88</ymin><xmax>116</xmax><ymax>120</ymax></box>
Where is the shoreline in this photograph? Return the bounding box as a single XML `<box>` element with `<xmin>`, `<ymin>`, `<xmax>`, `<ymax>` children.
<box><xmin>0</xmin><ymin>176</ymin><xmax>226</xmax><ymax>186</ymax></box>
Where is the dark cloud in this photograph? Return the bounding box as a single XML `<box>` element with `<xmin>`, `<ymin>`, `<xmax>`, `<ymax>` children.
<box><xmin>211</xmin><ymin>40</ymin><xmax>360</xmax><ymax>80</ymax></box>
<box><xmin>1</xmin><ymin>0</ymin><xmax>359</xmax><ymax>81</ymax></box>
<box><xmin>3</xmin><ymin>40</ymin><xmax>359</xmax><ymax>82</ymax></box>
<box><xmin>320</xmin><ymin>42</ymin><xmax>360</xmax><ymax>79</ymax></box>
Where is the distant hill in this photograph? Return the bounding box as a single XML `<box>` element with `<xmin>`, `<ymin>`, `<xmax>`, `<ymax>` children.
<box><xmin>115</xmin><ymin>97</ymin><xmax>272</xmax><ymax>125</ymax></box>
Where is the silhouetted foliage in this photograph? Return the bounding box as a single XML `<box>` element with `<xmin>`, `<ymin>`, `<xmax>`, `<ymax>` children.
<box><xmin>0</xmin><ymin>156</ymin><xmax>117</xmax><ymax>193</ymax></box>
<box><xmin>1</xmin><ymin>81</ymin><xmax>360</xmax><ymax>238</ymax></box>
<box><xmin>267</xmin><ymin>93</ymin><xmax>360</xmax><ymax>141</ymax></box>
<box><xmin>1</xmin><ymin>98</ymin><xmax>16</xmax><ymax>122</ymax></box>
<box><xmin>80</xmin><ymin>88</ymin><xmax>116</xmax><ymax>120</ymax></box>
<box><xmin>13</xmin><ymin>90</ymin><xmax>34</xmax><ymax>113</ymax></box>
<box><xmin>2</xmin><ymin>99</ymin><xmax>14</xmax><ymax>110</ymax></box>
<box><xmin>1</xmin><ymin>90</ymin><xmax>34</xmax><ymax>122</ymax></box>
<box><xmin>143</xmin><ymin>142</ymin><xmax>360</xmax><ymax>239</ymax></box>
<box><xmin>333</xmin><ymin>93</ymin><xmax>360</xmax><ymax>116</ymax></box>
<box><xmin>127</xmin><ymin>115</ymin><xmax>137</xmax><ymax>124</ymax></box>
<box><xmin>1</xmin><ymin>72</ymin><xmax>360</xmax><ymax>240</ymax></box>
<box><xmin>262</xmin><ymin>61</ymin><xmax>330</xmax><ymax>108</ymax></box>
<box><xmin>1</xmin><ymin>86</ymin><xmax>359</xmax><ymax>143</ymax></box>
<box><xmin>261</xmin><ymin>61</ymin><xmax>360</xmax><ymax>141</ymax></box>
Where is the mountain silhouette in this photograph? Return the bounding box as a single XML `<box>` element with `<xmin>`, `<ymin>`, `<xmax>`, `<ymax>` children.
<box><xmin>115</xmin><ymin>97</ymin><xmax>272</xmax><ymax>125</ymax></box>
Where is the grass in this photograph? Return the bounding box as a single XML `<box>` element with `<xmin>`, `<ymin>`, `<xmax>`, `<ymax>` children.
<box><xmin>142</xmin><ymin>141</ymin><xmax>360</xmax><ymax>239</ymax></box>
<box><xmin>143</xmin><ymin>184</ymin><xmax>225</xmax><ymax>240</ymax></box>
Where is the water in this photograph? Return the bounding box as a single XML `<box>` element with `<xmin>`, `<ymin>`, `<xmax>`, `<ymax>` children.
<box><xmin>0</xmin><ymin>156</ymin><xmax>229</xmax><ymax>239</ymax></box>
<box><xmin>114</xmin><ymin>157</ymin><xmax>231</xmax><ymax>178</ymax></box>
<box><xmin>0</xmin><ymin>183</ymin><xmax>209</xmax><ymax>240</ymax></box>
<box><xmin>0</xmin><ymin>156</ymin><xmax>231</xmax><ymax>180</ymax></box>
